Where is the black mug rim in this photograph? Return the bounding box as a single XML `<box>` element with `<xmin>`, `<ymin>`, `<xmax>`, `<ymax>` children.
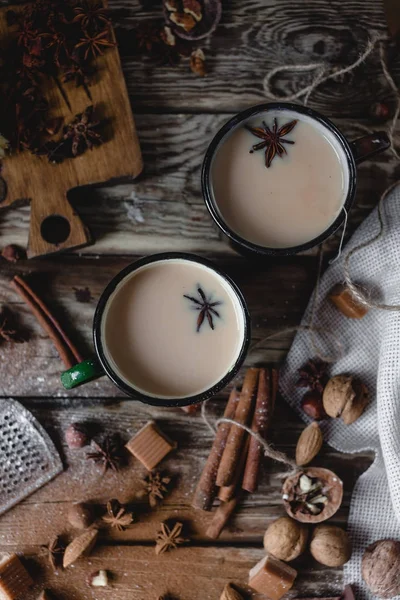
<box><xmin>93</xmin><ymin>252</ymin><xmax>251</xmax><ymax>407</ymax></box>
<box><xmin>201</xmin><ymin>102</ymin><xmax>357</xmax><ymax>257</ymax></box>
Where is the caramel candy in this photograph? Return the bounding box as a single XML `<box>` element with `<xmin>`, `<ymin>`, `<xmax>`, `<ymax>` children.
<box><xmin>329</xmin><ymin>284</ymin><xmax>368</xmax><ymax>319</ymax></box>
<box><xmin>248</xmin><ymin>554</ymin><xmax>297</xmax><ymax>600</ymax></box>
<box><xmin>0</xmin><ymin>554</ymin><xmax>33</xmax><ymax>600</ymax></box>
<box><xmin>125</xmin><ymin>421</ymin><xmax>177</xmax><ymax>471</ymax></box>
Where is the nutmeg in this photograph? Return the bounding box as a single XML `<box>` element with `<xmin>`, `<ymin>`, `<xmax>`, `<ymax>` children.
<box><xmin>263</xmin><ymin>517</ymin><xmax>308</xmax><ymax>562</ymax></box>
<box><xmin>362</xmin><ymin>539</ymin><xmax>400</xmax><ymax>598</ymax></box>
<box><xmin>310</xmin><ymin>525</ymin><xmax>352</xmax><ymax>567</ymax></box>
<box><xmin>67</xmin><ymin>502</ymin><xmax>95</xmax><ymax>529</ymax></box>
<box><xmin>322</xmin><ymin>375</ymin><xmax>369</xmax><ymax>425</ymax></box>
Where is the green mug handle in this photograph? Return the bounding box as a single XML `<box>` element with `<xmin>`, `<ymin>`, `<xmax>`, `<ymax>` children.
<box><xmin>61</xmin><ymin>357</ymin><xmax>105</xmax><ymax>389</ymax></box>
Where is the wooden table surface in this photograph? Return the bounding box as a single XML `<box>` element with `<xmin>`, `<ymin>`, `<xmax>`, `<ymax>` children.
<box><xmin>0</xmin><ymin>0</ymin><xmax>397</xmax><ymax>598</ymax></box>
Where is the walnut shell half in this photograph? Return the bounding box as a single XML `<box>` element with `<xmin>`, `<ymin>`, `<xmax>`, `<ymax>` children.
<box><xmin>282</xmin><ymin>467</ymin><xmax>343</xmax><ymax>524</ymax></box>
<box><xmin>323</xmin><ymin>375</ymin><xmax>369</xmax><ymax>425</ymax></box>
<box><xmin>362</xmin><ymin>540</ymin><xmax>400</xmax><ymax>598</ymax></box>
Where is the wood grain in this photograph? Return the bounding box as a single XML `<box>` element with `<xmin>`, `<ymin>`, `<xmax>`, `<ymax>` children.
<box><xmin>0</xmin><ymin>3</ymin><xmax>143</xmax><ymax>258</ymax></box>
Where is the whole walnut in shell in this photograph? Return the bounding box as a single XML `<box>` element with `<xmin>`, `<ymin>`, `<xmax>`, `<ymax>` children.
<box><xmin>310</xmin><ymin>525</ymin><xmax>352</xmax><ymax>567</ymax></box>
<box><xmin>322</xmin><ymin>375</ymin><xmax>368</xmax><ymax>425</ymax></box>
<box><xmin>263</xmin><ymin>516</ymin><xmax>308</xmax><ymax>561</ymax></box>
<box><xmin>362</xmin><ymin>539</ymin><xmax>400</xmax><ymax>598</ymax></box>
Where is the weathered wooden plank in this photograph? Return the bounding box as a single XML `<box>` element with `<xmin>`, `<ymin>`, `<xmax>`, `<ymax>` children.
<box><xmin>5</xmin><ymin>545</ymin><xmax>345</xmax><ymax>600</ymax></box>
<box><xmin>0</xmin><ymin>116</ymin><xmax>398</xmax><ymax>256</ymax></box>
<box><xmin>0</xmin><ymin>254</ymin><xmax>318</xmax><ymax>397</ymax></box>
<box><xmin>0</xmin><ymin>398</ymin><xmax>372</xmax><ymax>547</ymax></box>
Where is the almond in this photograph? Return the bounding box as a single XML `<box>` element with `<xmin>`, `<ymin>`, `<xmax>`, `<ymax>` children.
<box><xmin>295</xmin><ymin>422</ymin><xmax>323</xmax><ymax>466</ymax></box>
<box><xmin>220</xmin><ymin>583</ymin><xmax>244</xmax><ymax>600</ymax></box>
<box><xmin>63</xmin><ymin>528</ymin><xmax>98</xmax><ymax>568</ymax></box>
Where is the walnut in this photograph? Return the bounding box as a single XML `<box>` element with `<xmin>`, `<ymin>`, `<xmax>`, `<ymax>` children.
<box><xmin>310</xmin><ymin>525</ymin><xmax>352</xmax><ymax>567</ymax></box>
<box><xmin>169</xmin><ymin>11</ymin><xmax>196</xmax><ymax>32</ymax></box>
<box><xmin>322</xmin><ymin>375</ymin><xmax>369</xmax><ymax>425</ymax></box>
<box><xmin>183</xmin><ymin>0</ymin><xmax>202</xmax><ymax>22</ymax></box>
<box><xmin>263</xmin><ymin>516</ymin><xmax>308</xmax><ymax>562</ymax></box>
<box><xmin>362</xmin><ymin>540</ymin><xmax>400</xmax><ymax>598</ymax></box>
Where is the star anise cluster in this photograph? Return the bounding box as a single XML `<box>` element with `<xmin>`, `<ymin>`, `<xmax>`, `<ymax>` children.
<box><xmin>0</xmin><ymin>0</ymin><xmax>114</xmax><ymax>159</ymax></box>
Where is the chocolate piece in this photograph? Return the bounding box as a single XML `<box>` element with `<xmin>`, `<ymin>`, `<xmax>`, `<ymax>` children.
<box><xmin>125</xmin><ymin>421</ymin><xmax>177</xmax><ymax>471</ymax></box>
<box><xmin>248</xmin><ymin>554</ymin><xmax>297</xmax><ymax>600</ymax></box>
<box><xmin>0</xmin><ymin>554</ymin><xmax>33</xmax><ymax>600</ymax></box>
<box><xmin>329</xmin><ymin>283</ymin><xmax>368</xmax><ymax>319</ymax></box>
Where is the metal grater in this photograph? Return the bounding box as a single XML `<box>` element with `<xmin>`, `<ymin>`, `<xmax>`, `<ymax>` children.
<box><xmin>0</xmin><ymin>398</ymin><xmax>63</xmax><ymax>516</ymax></box>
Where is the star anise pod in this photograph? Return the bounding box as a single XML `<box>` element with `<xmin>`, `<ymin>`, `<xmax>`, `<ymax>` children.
<box><xmin>143</xmin><ymin>471</ymin><xmax>171</xmax><ymax>508</ymax></box>
<box><xmin>297</xmin><ymin>359</ymin><xmax>329</xmax><ymax>394</ymax></box>
<box><xmin>246</xmin><ymin>118</ymin><xmax>297</xmax><ymax>168</ymax></box>
<box><xmin>183</xmin><ymin>287</ymin><xmax>222</xmax><ymax>332</ymax></box>
<box><xmin>86</xmin><ymin>433</ymin><xmax>125</xmax><ymax>474</ymax></box>
<box><xmin>73</xmin><ymin>286</ymin><xmax>93</xmax><ymax>303</ymax></box>
<box><xmin>62</xmin><ymin>105</ymin><xmax>103</xmax><ymax>157</ymax></box>
<box><xmin>134</xmin><ymin>21</ymin><xmax>164</xmax><ymax>55</ymax></box>
<box><xmin>155</xmin><ymin>521</ymin><xmax>188</xmax><ymax>555</ymax></box>
<box><xmin>42</xmin><ymin>535</ymin><xmax>64</xmax><ymax>571</ymax></box>
<box><xmin>102</xmin><ymin>499</ymin><xmax>134</xmax><ymax>531</ymax></box>
<box><xmin>73</xmin><ymin>2</ymin><xmax>110</xmax><ymax>30</ymax></box>
<box><xmin>75</xmin><ymin>29</ymin><xmax>115</xmax><ymax>61</ymax></box>
<box><xmin>0</xmin><ymin>307</ymin><xmax>28</xmax><ymax>343</ymax></box>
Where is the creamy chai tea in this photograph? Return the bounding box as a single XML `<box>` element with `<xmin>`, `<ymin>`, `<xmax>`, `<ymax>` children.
<box><xmin>101</xmin><ymin>259</ymin><xmax>245</xmax><ymax>399</ymax></box>
<box><xmin>211</xmin><ymin>109</ymin><xmax>349</xmax><ymax>248</ymax></box>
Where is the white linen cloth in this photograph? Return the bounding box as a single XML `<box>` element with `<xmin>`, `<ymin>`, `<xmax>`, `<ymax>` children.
<box><xmin>279</xmin><ymin>183</ymin><xmax>400</xmax><ymax>599</ymax></box>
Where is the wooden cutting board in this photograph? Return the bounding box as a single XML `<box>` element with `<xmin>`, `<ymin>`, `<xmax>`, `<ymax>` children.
<box><xmin>0</xmin><ymin>3</ymin><xmax>143</xmax><ymax>258</ymax></box>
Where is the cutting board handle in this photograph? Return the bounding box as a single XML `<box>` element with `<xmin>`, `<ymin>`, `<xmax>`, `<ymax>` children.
<box><xmin>27</xmin><ymin>190</ymin><xmax>92</xmax><ymax>258</ymax></box>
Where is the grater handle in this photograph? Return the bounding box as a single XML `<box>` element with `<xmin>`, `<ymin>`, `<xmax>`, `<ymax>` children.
<box><xmin>61</xmin><ymin>357</ymin><xmax>104</xmax><ymax>389</ymax></box>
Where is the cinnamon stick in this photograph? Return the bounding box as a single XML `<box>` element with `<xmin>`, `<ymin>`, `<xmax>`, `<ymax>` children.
<box><xmin>205</xmin><ymin>496</ymin><xmax>239</xmax><ymax>539</ymax></box>
<box><xmin>216</xmin><ymin>368</ymin><xmax>259</xmax><ymax>487</ymax></box>
<box><xmin>218</xmin><ymin>436</ymin><xmax>250</xmax><ymax>502</ymax></box>
<box><xmin>242</xmin><ymin>368</ymin><xmax>278</xmax><ymax>493</ymax></box>
<box><xmin>10</xmin><ymin>275</ymin><xmax>83</xmax><ymax>369</ymax></box>
<box><xmin>192</xmin><ymin>389</ymin><xmax>239</xmax><ymax>510</ymax></box>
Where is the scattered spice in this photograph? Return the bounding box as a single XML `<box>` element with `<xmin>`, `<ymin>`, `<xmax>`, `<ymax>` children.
<box><xmin>102</xmin><ymin>499</ymin><xmax>134</xmax><ymax>531</ymax></box>
<box><xmin>42</xmin><ymin>535</ymin><xmax>64</xmax><ymax>572</ymax></box>
<box><xmin>296</xmin><ymin>359</ymin><xmax>329</xmax><ymax>394</ymax></box>
<box><xmin>1</xmin><ymin>244</ymin><xmax>27</xmax><ymax>263</ymax></box>
<box><xmin>73</xmin><ymin>286</ymin><xmax>93</xmax><ymax>303</ymax></box>
<box><xmin>87</xmin><ymin>433</ymin><xmax>125</xmax><ymax>474</ymax></box>
<box><xmin>184</xmin><ymin>286</ymin><xmax>222</xmax><ymax>331</ymax></box>
<box><xmin>155</xmin><ymin>521</ymin><xmax>188</xmax><ymax>554</ymax></box>
<box><xmin>246</xmin><ymin>118</ymin><xmax>297</xmax><ymax>168</ymax></box>
<box><xmin>87</xmin><ymin>569</ymin><xmax>109</xmax><ymax>587</ymax></box>
<box><xmin>142</xmin><ymin>471</ymin><xmax>171</xmax><ymax>508</ymax></box>
<box><xmin>0</xmin><ymin>306</ymin><xmax>28</xmax><ymax>344</ymax></box>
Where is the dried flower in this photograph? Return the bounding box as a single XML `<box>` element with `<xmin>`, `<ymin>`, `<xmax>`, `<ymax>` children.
<box><xmin>63</xmin><ymin>105</ymin><xmax>103</xmax><ymax>157</ymax></box>
<box><xmin>73</xmin><ymin>2</ymin><xmax>110</xmax><ymax>30</ymax></box>
<box><xmin>142</xmin><ymin>471</ymin><xmax>171</xmax><ymax>508</ymax></box>
<box><xmin>75</xmin><ymin>29</ymin><xmax>115</xmax><ymax>61</ymax></box>
<box><xmin>42</xmin><ymin>535</ymin><xmax>64</xmax><ymax>571</ymax></box>
<box><xmin>155</xmin><ymin>521</ymin><xmax>188</xmax><ymax>554</ymax></box>
<box><xmin>86</xmin><ymin>433</ymin><xmax>125</xmax><ymax>474</ymax></box>
<box><xmin>102</xmin><ymin>499</ymin><xmax>134</xmax><ymax>531</ymax></box>
<box><xmin>297</xmin><ymin>359</ymin><xmax>329</xmax><ymax>394</ymax></box>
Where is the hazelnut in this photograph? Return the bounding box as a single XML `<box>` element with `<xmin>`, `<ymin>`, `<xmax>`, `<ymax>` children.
<box><xmin>263</xmin><ymin>516</ymin><xmax>308</xmax><ymax>561</ymax></box>
<box><xmin>1</xmin><ymin>244</ymin><xmax>27</xmax><ymax>262</ymax></box>
<box><xmin>67</xmin><ymin>502</ymin><xmax>95</xmax><ymax>529</ymax></box>
<box><xmin>65</xmin><ymin>423</ymin><xmax>90</xmax><ymax>448</ymax></box>
<box><xmin>362</xmin><ymin>540</ymin><xmax>400</xmax><ymax>598</ymax></box>
<box><xmin>323</xmin><ymin>375</ymin><xmax>369</xmax><ymax>425</ymax></box>
<box><xmin>310</xmin><ymin>525</ymin><xmax>352</xmax><ymax>567</ymax></box>
<box><xmin>301</xmin><ymin>391</ymin><xmax>327</xmax><ymax>420</ymax></box>
<box><xmin>88</xmin><ymin>570</ymin><xmax>109</xmax><ymax>587</ymax></box>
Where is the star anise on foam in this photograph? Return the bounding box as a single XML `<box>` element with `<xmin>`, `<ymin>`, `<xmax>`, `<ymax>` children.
<box><xmin>102</xmin><ymin>499</ymin><xmax>134</xmax><ymax>531</ymax></box>
<box><xmin>86</xmin><ymin>433</ymin><xmax>125</xmax><ymax>474</ymax></box>
<box><xmin>155</xmin><ymin>522</ymin><xmax>188</xmax><ymax>555</ymax></box>
<box><xmin>245</xmin><ymin>117</ymin><xmax>297</xmax><ymax>168</ymax></box>
<box><xmin>183</xmin><ymin>287</ymin><xmax>222</xmax><ymax>332</ymax></box>
<box><xmin>42</xmin><ymin>535</ymin><xmax>64</xmax><ymax>572</ymax></box>
<box><xmin>297</xmin><ymin>359</ymin><xmax>329</xmax><ymax>394</ymax></box>
<box><xmin>62</xmin><ymin>105</ymin><xmax>103</xmax><ymax>157</ymax></box>
<box><xmin>143</xmin><ymin>471</ymin><xmax>171</xmax><ymax>508</ymax></box>
<box><xmin>75</xmin><ymin>29</ymin><xmax>115</xmax><ymax>61</ymax></box>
